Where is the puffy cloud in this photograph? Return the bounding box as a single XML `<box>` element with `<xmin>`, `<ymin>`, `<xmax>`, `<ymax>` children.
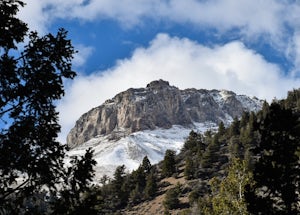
<box><xmin>17</xmin><ymin>0</ymin><xmax>50</xmax><ymax>34</ymax></box>
<box><xmin>18</xmin><ymin>0</ymin><xmax>291</xmax><ymax>38</ymax></box>
<box><xmin>73</xmin><ymin>44</ymin><xmax>94</xmax><ymax>67</ymax></box>
<box><xmin>57</xmin><ymin>34</ymin><xmax>300</xmax><ymax>143</ymax></box>
<box><xmin>14</xmin><ymin>0</ymin><xmax>300</xmax><ymax>142</ymax></box>
<box><xmin>17</xmin><ymin>0</ymin><xmax>300</xmax><ymax>73</ymax></box>
<box><xmin>158</xmin><ymin>0</ymin><xmax>284</xmax><ymax>37</ymax></box>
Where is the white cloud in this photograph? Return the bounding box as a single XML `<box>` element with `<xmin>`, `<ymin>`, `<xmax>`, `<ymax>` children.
<box><xmin>73</xmin><ymin>44</ymin><xmax>94</xmax><ymax>67</ymax></box>
<box><xmin>18</xmin><ymin>0</ymin><xmax>291</xmax><ymax>38</ymax></box>
<box><xmin>17</xmin><ymin>0</ymin><xmax>300</xmax><ymax>73</ymax></box>
<box><xmin>57</xmin><ymin>33</ymin><xmax>300</xmax><ymax>143</ymax></box>
<box><xmin>17</xmin><ymin>0</ymin><xmax>50</xmax><ymax>34</ymax></box>
<box><xmin>159</xmin><ymin>0</ymin><xmax>284</xmax><ymax>37</ymax></box>
<box><xmin>286</xmin><ymin>32</ymin><xmax>300</xmax><ymax>76</ymax></box>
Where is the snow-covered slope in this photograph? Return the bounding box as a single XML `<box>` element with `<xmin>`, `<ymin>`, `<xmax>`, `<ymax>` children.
<box><xmin>66</xmin><ymin>122</ymin><xmax>217</xmax><ymax>180</ymax></box>
<box><xmin>66</xmin><ymin>80</ymin><xmax>263</xmax><ymax>180</ymax></box>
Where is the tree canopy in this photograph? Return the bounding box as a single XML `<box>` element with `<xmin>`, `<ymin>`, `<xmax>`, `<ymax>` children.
<box><xmin>245</xmin><ymin>103</ymin><xmax>300</xmax><ymax>214</ymax></box>
<box><xmin>0</xmin><ymin>1</ymin><xmax>96</xmax><ymax>214</ymax></box>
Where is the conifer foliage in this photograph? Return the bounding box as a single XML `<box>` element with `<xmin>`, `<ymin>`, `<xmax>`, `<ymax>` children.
<box><xmin>0</xmin><ymin>1</ymin><xmax>96</xmax><ymax>214</ymax></box>
<box><xmin>162</xmin><ymin>149</ymin><xmax>176</xmax><ymax>177</ymax></box>
<box><xmin>245</xmin><ymin>102</ymin><xmax>300</xmax><ymax>214</ymax></box>
<box><xmin>209</xmin><ymin>158</ymin><xmax>252</xmax><ymax>214</ymax></box>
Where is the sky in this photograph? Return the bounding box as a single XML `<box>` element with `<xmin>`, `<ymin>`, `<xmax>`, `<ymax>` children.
<box><xmin>17</xmin><ymin>0</ymin><xmax>300</xmax><ymax>143</ymax></box>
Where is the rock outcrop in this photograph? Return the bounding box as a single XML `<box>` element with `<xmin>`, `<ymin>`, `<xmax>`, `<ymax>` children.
<box><xmin>67</xmin><ymin>80</ymin><xmax>262</xmax><ymax>148</ymax></box>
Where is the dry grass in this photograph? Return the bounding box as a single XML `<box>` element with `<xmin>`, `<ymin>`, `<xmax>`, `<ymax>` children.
<box><xmin>124</xmin><ymin>172</ymin><xmax>189</xmax><ymax>215</ymax></box>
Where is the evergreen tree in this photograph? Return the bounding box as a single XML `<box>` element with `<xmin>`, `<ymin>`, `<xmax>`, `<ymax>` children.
<box><xmin>163</xmin><ymin>184</ymin><xmax>181</xmax><ymax>210</ymax></box>
<box><xmin>228</xmin><ymin>136</ymin><xmax>242</xmax><ymax>158</ymax></box>
<box><xmin>218</xmin><ymin>121</ymin><xmax>226</xmax><ymax>136</ymax></box>
<box><xmin>129</xmin><ymin>184</ymin><xmax>142</xmax><ymax>205</ymax></box>
<box><xmin>201</xmin><ymin>135</ymin><xmax>220</xmax><ymax>168</ymax></box>
<box><xmin>229</xmin><ymin>117</ymin><xmax>240</xmax><ymax>136</ymax></box>
<box><xmin>52</xmin><ymin>149</ymin><xmax>96</xmax><ymax>214</ymax></box>
<box><xmin>141</xmin><ymin>156</ymin><xmax>152</xmax><ymax>174</ymax></box>
<box><xmin>183</xmin><ymin>130</ymin><xmax>205</xmax><ymax>153</ymax></box>
<box><xmin>245</xmin><ymin>103</ymin><xmax>300</xmax><ymax>214</ymax></box>
<box><xmin>131</xmin><ymin>166</ymin><xmax>147</xmax><ymax>192</ymax></box>
<box><xmin>112</xmin><ymin>165</ymin><xmax>127</xmax><ymax>207</ymax></box>
<box><xmin>162</xmin><ymin>150</ymin><xmax>176</xmax><ymax>177</ymax></box>
<box><xmin>209</xmin><ymin>158</ymin><xmax>253</xmax><ymax>215</ymax></box>
<box><xmin>240</xmin><ymin>112</ymin><xmax>250</xmax><ymax>129</ymax></box>
<box><xmin>144</xmin><ymin>170</ymin><xmax>158</xmax><ymax>199</ymax></box>
<box><xmin>0</xmin><ymin>1</ymin><xmax>96</xmax><ymax>213</ymax></box>
<box><xmin>184</xmin><ymin>157</ymin><xmax>194</xmax><ymax>180</ymax></box>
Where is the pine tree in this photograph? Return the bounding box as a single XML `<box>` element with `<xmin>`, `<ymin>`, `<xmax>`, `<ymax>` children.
<box><xmin>0</xmin><ymin>1</ymin><xmax>96</xmax><ymax>213</ymax></box>
<box><xmin>201</xmin><ymin>135</ymin><xmax>220</xmax><ymax>168</ymax></box>
<box><xmin>162</xmin><ymin>150</ymin><xmax>176</xmax><ymax>177</ymax></box>
<box><xmin>129</xmin><ymin>184</ymin><xmax>142</xmax><ymax>205</ymax></box>
<box><xmin>112</xmin><ymin>165</ymin><xmax>127</xmax><ymax>200</ymax></box>
<box><xmin>141</xmin><ymin>156</ymin><xmax>152</xmax><ymax>174</ymax></box>
<box><xmin>228</xmin><ymin>136</ymin><xmax>242</xmax><ymax>158</ymax></box>
<box><xmin>210</xmin><ymin>158</ymin><xmax>253</xmax><ymax>215</ymax></box>
<box><xmin>131</xmin><ymin>166</ymin><xmax>146</xmax><ymax>191</ymax></box>
<box><xmin>229</xmin><ymin>117</ymin><xmax>240</xmax><ymax>136</ymax></box>
<box><xmin>218</xmin><ymin>121</ymin><xmax>226</xmax><ymax>136</ymax></box>
<box><xmin>144</xmin><ymin>170</ymin><xmax>158</xmax><ymax>199</ymax></box>
<box><xmin>183</xmin><ymin>130</ymin><xmax>205</xmax><ymax>152</ymax></box>
<box><xmin>184</xmin><ymin>157</ymin><xmax>194</xmax><ymax>180</ymax></box>
<box><xmin>163</xmin><ymin>184</ymin><xmax>181</xmax><ymax>210</ymax></box>
<box><xmin>245</xmin><ymin>103</ymin><xmax>300</xmax><ymax>214</ymax></box>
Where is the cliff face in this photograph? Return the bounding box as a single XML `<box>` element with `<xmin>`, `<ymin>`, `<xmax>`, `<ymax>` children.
<box><xmin>67</xmin><ymin>80</ymin><xmax>262</xmax><ymax>148</ymax></box>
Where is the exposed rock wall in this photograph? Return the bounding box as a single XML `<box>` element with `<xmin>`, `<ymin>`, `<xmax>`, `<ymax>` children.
<box><xmin>67</xmin><ymin>80</ymin><xmax>262</xmax><ymax>148</ymax></box>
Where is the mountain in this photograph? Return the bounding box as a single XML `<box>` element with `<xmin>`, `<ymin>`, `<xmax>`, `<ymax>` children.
<box><xmin>66</xmin><ymin>80</ymin><xmax>263</xmax><ymax>179</ymax></box>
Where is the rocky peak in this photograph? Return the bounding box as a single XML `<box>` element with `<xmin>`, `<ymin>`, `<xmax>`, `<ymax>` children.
<box><xmin>146</xmin><ymin>79</ymin><xmax>171</xmax><ymax>89</ymax></box>
<box><xmin>66</xmin><ymin>80</ymin><xmax>263</xmax><ymax>148</ymax></box>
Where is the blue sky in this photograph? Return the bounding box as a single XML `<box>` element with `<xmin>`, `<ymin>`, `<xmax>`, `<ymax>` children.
<box><xmin>18</xmin><ymin>0</ymin><xmax>300</xmax><ymax>143</ymax></box>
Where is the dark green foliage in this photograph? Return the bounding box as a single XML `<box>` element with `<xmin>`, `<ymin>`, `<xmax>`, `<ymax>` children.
<box><xmin>162</xmin><ymin>149</ymin><xmax>176</xmax><ymax>177</ymax></box>
<box><xmin>53</xmin><ymin>187</ymin><xmax>102</xmax><ymax>215</ymax></box>
<box><xmin>240</xmin><ymin>112</ymin><xmax>250</xmax><ymax>128</ymax></box>
<box><xmin>195</xmin><ymin>196</ymin><xmax>213</xmax><ymax>214</ymax></box>
<box><xmin>0</xmin><ymin>1</ymin><xmax>96</xmax><ymax>213</ymax></box>
<box><xmin>86</xmin><ymin>90</ymin><xmax>300</xmax><ymax>215</ymax></box>
<box><xmin>112</xmin><ymin>165</ymin><xmax>128</xmax><ymax>207</ymax></box>
<box><xmin>127</xmin><ymin>156</ymin><xmax>154</xmax><ymax>204</ymax></box>
<box><xmin>80</xmin><ymin>162</ymin><xmax>157</xmax><ymax>213</ymax></box>
<box><xmin>64</xmin><ymin>89</ymin><xmax>299</xmax><ymax>214</ymax></box>
<box><xmin>184</xmin><ymin>157</ymin><xmax>194</xmax><ymax>180</ymax></box>
<box><xmin>129</xmin><ymin>184</ymin><xmax>143</xmax><ymax>205</ymax></box>
<box><xmin>131</xmin><ymin>167</ymin><xmax>146</xmax><ymax>190</ymax></box>
<box><xmin>163</xmin><ymin>184</ymin><xmax>181</xmax><ymax>210</ymax></box>
<box><xmin>201</xmin><ymin>135</ymin><xmax>221</xmax><ymax>168</ymax></box>
<box><xmin>217</xmin><ymin>121</ymin><xmax>226</xmax><ymax>136</ymax></box>
<box><xmin>0</xmin><ymin>0</ymin><xmax>28</xmax><ymax>51</ymax></box>
<box><xmin>228</xmin><ymin>136</ymin><xmax>242</xmax><ymax>158</ymax></box>
<box><xmin>245</xmin><ymin>103</ymin><xmax>300</xmax><ymax>214</ymax></box>
<box><xmin>52</xmin><ymin>149</ymin><xmax>97</xmax><ymax>214</ymax></box>
<box><xmin>183</xmin><ymin>130</ymin><xmax>205</xmax><ymax>153</ymax></box>
<box><xmin>144</xmin><ymin>170</ymin><xmax>158</xmax><ymax>199</ymax></box>
<box><xmin>141</xmin><ymin>156</ymin><xmax>152</xmax><ymax>173</ymax></box>
<box><xmin>229</xmin><ymin>117</ymin><xmax>240</xmax><ymax>136</ymax></box>
<box><xmin>209</xmin><ymin>158</ymin><xmax>253</xmax><ymax>214</ymax></box>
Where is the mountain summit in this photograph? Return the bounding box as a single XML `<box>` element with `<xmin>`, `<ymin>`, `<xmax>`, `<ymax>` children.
<box><xmin>66</xmin><ymin>80</ymin><xmax>263</xmax><ymax>178</ymax></box>
<box><xmin>67</xmin><ymin>80</ymin><xmax>261</xmax><ymax>148</ymax></box>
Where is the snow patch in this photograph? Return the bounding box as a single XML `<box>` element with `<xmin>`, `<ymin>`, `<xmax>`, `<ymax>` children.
<box><xmin>66</xmin><ymin>123</ymin><xmax>216</xmax><ymax>181</ymax></box>
<box><xmin>236</xmin><ymin>95</ymin><xmax>262</xmax><ymax>112</ymax></box>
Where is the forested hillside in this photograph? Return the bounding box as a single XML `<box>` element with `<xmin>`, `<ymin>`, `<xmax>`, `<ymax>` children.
<box><xmin>69</xmin><ymin>89</ymin><xmax>300</xmax><ymax>215</ymax></box>
<box><xmin>2</xmin><ymin>1</ymin><xmax>300</xmax><ymax>214</ymax></box>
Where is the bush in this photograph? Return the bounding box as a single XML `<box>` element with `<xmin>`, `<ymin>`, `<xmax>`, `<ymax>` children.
<box><xmin>163</xmin><ymin>184</ymin><xmax>181</xmax><ymax>210</ymax></box>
